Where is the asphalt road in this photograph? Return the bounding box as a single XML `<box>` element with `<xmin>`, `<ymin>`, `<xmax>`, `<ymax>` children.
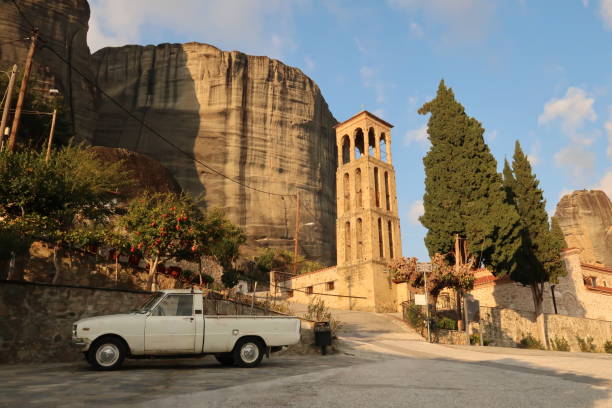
<box><xmin>1</xmin><ymin>311</ymin><xmax>611</xmax><ymax>408</ymax></box>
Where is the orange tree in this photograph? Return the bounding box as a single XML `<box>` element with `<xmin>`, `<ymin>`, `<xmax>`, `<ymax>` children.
<box><xmin>116</xmin><ymin>192</ymin><xmax>201</xmax><ymax>290</ymax></box>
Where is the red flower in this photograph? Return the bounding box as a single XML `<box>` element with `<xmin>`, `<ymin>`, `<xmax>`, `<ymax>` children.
<box><xmin>130</xmin><ymin>247</ymin><xmax>135</xmax><ymax>253</ymax></box>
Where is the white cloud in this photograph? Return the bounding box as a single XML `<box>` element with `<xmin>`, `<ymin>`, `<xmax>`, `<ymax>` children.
<box><xmin>606</xmin><ymin>120</ymin><xmax>612</xmax><ymax>158</ymax></box>
<box><xmin>388</xmin><ymin>0</ymin><xmax>495</xmax><ymax>43</ymax></box>
<box><xmin>409</xmin><ymin>22</ymin><xmax>424</xmax><ymax>37</ymax></box>
<box><xmin>554</xmin><ymin>145</ymin><xmax>596</xmax><ymax>183</ymax></box>
<box><xmin>595</xmin><ymin>171</ymin><xmax>612</xmax><ymax>199</ymax></box>
<box><xmin>87</xmin><ymin>0</ymin><xmax>301</xmax><ymax>58</ymax></box>
<box><xmin>601</xmin><ymin>0</ymin><xmax>612</xmax><ymax>29</ymax></box>
<box><xmin>304</xmin><ymin>56</ymin><xmax>316</xmax><ymax>71</ymax></box>
<box><xmin>372</xmin><ymin>108</ymin><xmax>385</xmax><ymax>118</ymax></box>
<box><xmin>527</xmin><ymin>139</ymin><xmax>542</xmax><ymax>166</ymax></box>
<box><xmin>538</xmin><ymin>87</ymin><xmax>597</xmax><ymax>133</ymax></box>
<box><xmin>583</xmin><ymin>0</ymin><xmax>590</xmax><ymax>7</ymax></box>
<box><xmin>404</xmin><ymin>124</ymin><xmax>429</xmax><ymax>147</ymax></box>
<box><xmin>408</xmin><ymin>200</ymin><xmax>424</xmax><ymax>225</ymax></box>
<box><xmin>360</xmin><ymin>66</ymin><xmax>390</xmax><ymax>104</ymax></box>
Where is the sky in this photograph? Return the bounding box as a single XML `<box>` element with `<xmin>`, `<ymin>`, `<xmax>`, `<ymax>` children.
<box><xmin>87</xmin><ymin>0</ymin><xmax>612</xmax><ymax>262</ymax></box>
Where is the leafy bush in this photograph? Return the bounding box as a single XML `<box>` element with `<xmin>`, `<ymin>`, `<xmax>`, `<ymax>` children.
<box><xmin>518</xmin><ymin>334</ymin><xmax>544</xmax><ymax>350</ymax></box>
<box><xmin>604</xmin><ymin>341</ymin><xmax>612</xmax><ymax>354</ymax></box>
<box><xmin>304</xmin><ymin>297</ymin><xmax>341</xmax><ymax>335</ymax></box>
<box><xmin>405</xmin><ymin>303</ymin><xmax>426</xmax><ymax>330</ymax></box>
<box><xmin>550</xmin><ymin>336</ymin><xmax>570</xmax><ymax>352</ymax></box>
<box><xmin>436</xmin><ymin>317</ymin><xmax>457</xmax><ymax>331</ymax></box>
<box><xmin>576</xmin><ymin>336</ymin><xmax>597</xmax><ymax>353</ymax></box>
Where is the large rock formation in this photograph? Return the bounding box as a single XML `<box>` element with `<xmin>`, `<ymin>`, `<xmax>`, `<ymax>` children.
<box><xmin>555</xmin><ymin>190</ymin><xmax>612</xmax><ymax>268</ymax></box>
<box><xmin>0</xmin><ymin>1</ymin><xmax>338</xmax><ymax>265</ymax></box>
<box><xmin>91</xmin><ymin>43</ymin><xmax>338</xmax><ymax>264</ymax></box>
<box><xmin>0</xmin><ymin>0</ymin><xmax>96</xmax><ymax>142</ymax></box>
<box><xmin>89</xmin><ymin>146</ymin><xmax>181</xmax><ymax>200</ymax></box>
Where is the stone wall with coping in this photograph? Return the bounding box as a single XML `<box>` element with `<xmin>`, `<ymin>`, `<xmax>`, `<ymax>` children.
<box><xmin>0</xmin><ymin>281</ymin><xmax>317</xmax><ymax>364</ymax></box>
<box><xmin>480</xmin><ymin>306</ymin><xmax>612</xmax><ymax>352</ymax></box>
<box><xmin>0</xmin><ymin>281</ymin><xmax>151</xmax><ymax>364</ymax></box>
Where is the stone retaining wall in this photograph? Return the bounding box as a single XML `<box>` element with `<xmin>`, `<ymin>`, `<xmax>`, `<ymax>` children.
<box><xmin>480</xmin><ymin>306</ymin><xmax>612</xmax><ymax>352</ymax></box>
<box><xmin>0</xmin><ymin>281</ymin><xmax>318</xmax><ymax>364</ymax></box>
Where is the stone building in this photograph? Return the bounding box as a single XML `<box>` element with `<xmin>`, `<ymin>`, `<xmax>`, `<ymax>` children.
<box><xmin>274</xmin><ymin>111</ymin><xmax>404</xmax><ymax>312</ymax></box>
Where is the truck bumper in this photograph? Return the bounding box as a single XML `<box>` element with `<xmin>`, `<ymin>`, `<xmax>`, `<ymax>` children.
<box><xmin>72</xmin><ymin>337</ymin><xmax>90</xmax><ymax>350</ymax></box>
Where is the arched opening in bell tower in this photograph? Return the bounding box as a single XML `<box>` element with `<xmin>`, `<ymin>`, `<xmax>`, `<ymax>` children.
<box><xmin>354</xmin><ymin>128</ymin><xmax>365</xmax><ymax>159</ymax></box>
<box><xmin>345</xmin><ymin>221</ymin><xmax>352</xmax><ymax>263</ymax></box>
<box><xmin>356</xmin><ymin>218</ymin><xmax>363</xmax><ymax>260</ymax></box>
<box><xmin>380</xmin><ymin>133</ymin><xmax>388</xmax><ymax>162</ymax></box>
<box><xmin>368</xmin><ymin>127</ymin><xmax>376</xmax><ymax>156</ymax></box>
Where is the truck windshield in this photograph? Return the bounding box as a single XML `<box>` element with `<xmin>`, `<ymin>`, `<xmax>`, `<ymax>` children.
<box><xmin>134</xmin><ymin>292</ymin><xmax>165</xmax><ymax>313</ymax></box>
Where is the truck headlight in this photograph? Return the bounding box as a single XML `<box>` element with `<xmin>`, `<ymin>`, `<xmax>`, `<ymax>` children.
<box><xmin>72</xmin><ymin>324</ymin><xmax>77</xmax><ymax>337</ymax></box>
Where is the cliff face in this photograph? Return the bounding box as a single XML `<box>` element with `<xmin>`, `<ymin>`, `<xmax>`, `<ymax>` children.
<box><xmin>91</xmin><ymin>43</ymin><xmax>338</xmax><ymax>264</ymax></box>
<box><xmin>0</xmin><ymin>0</ymin><xmax>96</xmax><ymax>142</ymax></box>
<box><xmin>89</xmin><ymin>146</ymin><xmax>181</xmax><ymax>200</ymax></box>
<box><xmin>555</xmin><ymin>190</ymin><xmax>612</xmax><ymax>268</ymax></box>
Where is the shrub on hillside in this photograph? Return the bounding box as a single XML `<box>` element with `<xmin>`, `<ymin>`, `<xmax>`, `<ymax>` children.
<box><xmin>604</xmin><ymin>341</ymin><xmax>612</xmax><ymax>354</ymax></box>
<box><xmin>550</xmin><ymin>336</ymin><xmax>570</xmax><ymax>352</ymax></box>
<box><xmin>518</xmin><ymin>334</ymin><xmax>544</xmax><ymax>350</ymax></box>
<box><xmin>576</xmin><ymin>336</ymin><xmax>597</xmax><ymax>353</ymax></box>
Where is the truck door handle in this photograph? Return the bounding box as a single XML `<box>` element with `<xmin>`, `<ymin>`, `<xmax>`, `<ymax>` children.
<box><xmin>183</xmin><ymin>317</ymin><xmax>194</xmax><ymax>322</ymax></box>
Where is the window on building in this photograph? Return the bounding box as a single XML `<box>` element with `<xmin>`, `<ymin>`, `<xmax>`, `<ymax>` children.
<box><xmin>591</xmin><ymin>277</ymin><xmax>598</xmax><ymax>287</ymax></box>
<box><xmin>326</xmin><ymin>281</ymin><xmax>335</xmax><ymax>291</ymax></box>
<box><xmin>306</xmin><ymin>286</ymin><xmax>313</xmax><ymax>295</ymax></box>
<box><xmin>287</xmin><ymin>290</ymin><xmax>294</xmax><ymax>298</ymax></box>
<box><xmin>388</xmin><ymin>220</ymin><xmax>394</xmax><ymax>259</ymax></box>
<box><xmin>343</xmin><ymin>172</ymin><xmax>350</xmax><ymax>212</ymax></box>
<box><xmin>355</xmin><ymin>168</ymin><xmax>362</xmax><ymax>208</ymax></box>
<box><xmin>384</xmin><ymin>171</ymin><xmax>390</xmax><ymax>211</ymax></box>
<box><xmin>378</xmin><ymin>218</ymin><xmax>384</xmax><ymax>258</ymax></box>
<box><xmin>341</xmin><ymin>135</ymin><xmax>350</xmax><ymax>164</ymax></box>
<box><xmin>345</xmin><ymin>221</ymin><xmax>351</xmax><ymax>263</ymax></box>
<box><xmin>356</xmin><ymin>218</ymin><xmax>363</xmax><ymax>260</ymax></box>
<box><xmin>374</xmin><ymin>167</ymin><xmax>380</xmax><ymax>207</ymax></box>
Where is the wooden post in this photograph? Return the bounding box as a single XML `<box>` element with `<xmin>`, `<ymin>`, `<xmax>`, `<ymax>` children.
<box><xmin>250</xmin><ymin>281</ymin><xmax>258</xmax><ymax>315</ymax></box>
<box><xmin>45</xmin><ymin>109</ymin><xmax>57</xmax><ymax>162</ymax></box>
<box><xmin>0</xmin><ymin>64</ymin><xmax>17</xmax><ymax>150</ymax></box>
<box><xmin>8</xmin><ymin>30</ymin><xmax>38</xmax><ymax>152</ymax></box>
<box><xmin>293</xmin><ymin>191</ymin><xmax>300</xmax><ymax>274</ymax></box>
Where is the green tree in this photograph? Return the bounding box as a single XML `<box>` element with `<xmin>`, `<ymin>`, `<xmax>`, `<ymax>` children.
<box><xmin>0</xmin><ymin>145</ymin><xmax>126</xmax><ymax>281</ymax></box>
<box><xmin>418</xmin><ymin>80</ymin><xmax>521</xmax><ymax>274</ymax></box>
<box><xmin>115</xmin><ymin>192</ymin><xmax>201</xmax><ymax>291</ymax></box>
<box><xmin>503</xmin><ymin>141</ymin><xmax>566</xmax><ymax>344</ymax></box>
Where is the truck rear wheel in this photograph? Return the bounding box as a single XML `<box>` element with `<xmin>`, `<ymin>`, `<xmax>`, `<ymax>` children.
<box><xmin>214</xmin><ymin>353</ymin><xmax>235</xmax><ymax>366</ymax></box>
<box><xmin>87</xmin><ymin>337</ymin><xmax>126</xmax><ymax>371</ymax></box>
<box><xmin>233</xmin><ymin>338</ymin><xmax>264</xmax><ymax>368</ymax></box>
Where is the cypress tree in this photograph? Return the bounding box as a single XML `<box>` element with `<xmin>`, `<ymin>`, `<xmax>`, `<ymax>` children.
<box><xmin>505</xmin><ymin>141</ymin><xmax>567</xmax><ymax>322</ymax></box>
<box><xmin>419</xmin><ymin>80</ymin><xmax>521</xmax><ymax>274</ymax></box>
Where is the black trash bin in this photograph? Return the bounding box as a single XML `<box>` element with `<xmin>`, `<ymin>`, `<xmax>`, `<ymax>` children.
<box><xmin>314</xmin><ymin>321</ymin><xmax>332</xmax><ymax>355</ymax></box>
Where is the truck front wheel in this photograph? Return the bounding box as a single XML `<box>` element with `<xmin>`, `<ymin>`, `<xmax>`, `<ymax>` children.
<box><xmin>233</xmin><ymin>338</ymin><xmax>264</xmax><ymax>368</ymax></box>
<box><xmin>86</xmin><ymin>337</ymin><xmax>126</xmax><ymax>371</ymax></box>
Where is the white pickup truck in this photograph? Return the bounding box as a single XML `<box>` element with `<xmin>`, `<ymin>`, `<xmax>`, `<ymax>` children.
<box><xmin>72</xmin><ymin>289</ymin><xmax>301</xmax><ymax>370</ymax></box>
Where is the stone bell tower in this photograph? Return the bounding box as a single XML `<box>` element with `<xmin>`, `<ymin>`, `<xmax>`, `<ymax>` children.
<box><xmin>334</xmin><ymin>111</ymin><xmax>402</xmax><ymax>312</ymax></box>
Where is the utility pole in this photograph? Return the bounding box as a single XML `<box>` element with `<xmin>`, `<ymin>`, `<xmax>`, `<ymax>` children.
<box><xmin>293</xmin><ymin>191</ymin><xmax>301</xmax><ymax>275</ymax></box>
<box><xmin>0</xmin><ymin>64</ymin><xmax>18</xmax><ymax>150</ymax></box>
<box><xmin>424</xmin><ymin>265</ymin><xmax>431</xmax><ymax>343</ymax></box>
<box><xmin>8</xmin><ymin>29</ymin><xmax>38</xmax><ymax>152</ymax></box>
<box><xmin>45</xmin><ymin>108</ymin><xmax>57</xmax><ymax>162</ymax></box>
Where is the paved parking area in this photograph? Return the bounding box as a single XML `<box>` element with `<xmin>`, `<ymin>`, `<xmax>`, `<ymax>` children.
<box><xmin>0</xmin><ymin>354</ymin><xmax>373</xmax><ymax>407</ymax></box>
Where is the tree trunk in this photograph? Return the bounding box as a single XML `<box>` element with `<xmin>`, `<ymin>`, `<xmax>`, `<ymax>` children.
<box><xmin>51</xmin><ymin>244</ymin><xmax>62</xmax><ymax>284</ymax></box>
<box><xmin>146</xmin><ymin>256</ymin><xmax>159</xmax><ymax>291</ymax></box>
<box><xmin>531</xmin><ymin>282</ymin><xmax>547</xmax><ymax>348</ymax></box>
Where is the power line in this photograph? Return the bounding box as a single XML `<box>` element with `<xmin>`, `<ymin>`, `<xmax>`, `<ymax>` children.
<box><xmin>8</xmin><ymin>0</ymin><xmax>295</xmax><ymax>199</ymax></box>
